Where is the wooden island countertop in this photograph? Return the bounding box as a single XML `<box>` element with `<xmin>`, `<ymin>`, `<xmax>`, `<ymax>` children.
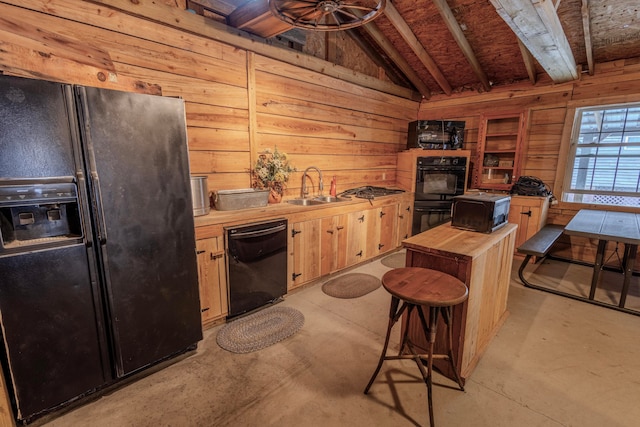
<box><xmin>401</xmin><ymin>222</ymin><xmax>517</xmax><ymax>383</ymax></box>
<box><xmin>403</xmin><ymin>221</ymin><xmax>518</xmax><ymax>260</ymax></box>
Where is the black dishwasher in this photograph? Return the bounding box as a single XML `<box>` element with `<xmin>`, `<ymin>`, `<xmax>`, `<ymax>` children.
<box><xmin>226</xmin><ymin>219</ymin><xmax>288</xmax><ymax>318</ymax></box>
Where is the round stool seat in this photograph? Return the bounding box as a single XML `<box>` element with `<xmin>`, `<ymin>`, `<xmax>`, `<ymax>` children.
<box><xmin>366</xmin><ymin>267</ymin><xmax>469</xmax><ymax>425</ymax></box>
<box><xmin>381</xmin><ymin>267</ymin><xmax>468</xmax><ymax>307</ymax></box>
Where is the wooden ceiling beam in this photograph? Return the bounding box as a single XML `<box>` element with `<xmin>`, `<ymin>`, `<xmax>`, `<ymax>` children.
<box><xmin>431</xmin><ymin>0</ymin><xmax>491</xmax><ymax>92</ymax></box>
<box><xmin>382</xmin><ymin>1</ymin><xmax>451</xmax><ymax>95</ymax></box>
<box><xmin>491</xmin><ymin>0</ymin><xmax>578</xmax><ymax>83</ymax></box>
<box><xmin>517</xmin><ymin>39</ymin><xmax>537</xmax><ymax>84</ymax></box>
<box><xmin>581</xmin><ymin>0</ymin><xmax>594</xmax><ymax>76</ymax></box>
<box><xmin>359</xmin><ymin>19</ymin><xmax>432</xmax><ymax>99</ymax></box>
<box><xmin>345</xmin><ymin>29</ymin><xmax>414</xmax><ymax>88</ymax></box>
<box><xmin>227</xmin><ymin>0</ymin><xmax>292</xmax><ymax>38</ymax></box>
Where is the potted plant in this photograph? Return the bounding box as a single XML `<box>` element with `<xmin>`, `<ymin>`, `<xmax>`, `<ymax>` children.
<box><xmin>251</xmin><ymin>147</ymin><xmax>296</xmax><ymax>203</ymax></box>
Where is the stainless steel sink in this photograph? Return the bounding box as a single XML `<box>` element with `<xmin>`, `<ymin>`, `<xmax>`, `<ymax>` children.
<box><xmin>286</xmin><ymin>196</ymin><xmax>349</xmax><ymax>206</ymax></box>
<box><xmin>286</xmin><ymin>198</ymin><xmax>325</xmax><ymax>206</ymax></box>
<box><xmin>313</xmin><ymin>196</ymin><xmax>349</xmax><ymax>203</ymax></box>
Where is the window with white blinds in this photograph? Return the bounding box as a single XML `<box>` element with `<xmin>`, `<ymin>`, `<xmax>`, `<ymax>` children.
<box><xmin>563</xmin><ymin>104</ymin><xmax>640</xmax><ymax>207</ymax></box>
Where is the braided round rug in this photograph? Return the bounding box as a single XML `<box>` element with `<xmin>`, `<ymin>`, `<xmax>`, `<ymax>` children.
<box><xmin>216</xmin><ymin>306</ymin><xmax>304</xmax><ymax>354</ymax></box>
<box><xmin>380</xmin><ymin>252</ymin><xmax>406</xmax><ymax>269</ymax></box>
<box><xmin>321</xmin><ymin>273</ymin><xmax>381</xmax><ymax>299</ymax></box>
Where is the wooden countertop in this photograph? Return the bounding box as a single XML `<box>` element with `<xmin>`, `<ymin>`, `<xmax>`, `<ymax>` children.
<box><xmin>194</xmin><ymin>192</ymin><xmax>412</xmax><ymax>238</ymax></box>
<box><xmin>403</xmin><ymin>222</ymin><xmax>518</xmax><ymax>259</ymax></box>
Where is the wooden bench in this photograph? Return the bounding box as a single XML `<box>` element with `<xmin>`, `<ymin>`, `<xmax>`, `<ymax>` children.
<box><xmin>517</xmin><ymin>224</ymin><xmax>564</xmax><ymax>289</ymax></box>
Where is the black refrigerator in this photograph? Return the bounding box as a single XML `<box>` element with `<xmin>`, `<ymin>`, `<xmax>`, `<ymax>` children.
<box><xmin>0</xmin><ymin>75</ymin><xmax>202</xmax><ymax>423</ymax></box>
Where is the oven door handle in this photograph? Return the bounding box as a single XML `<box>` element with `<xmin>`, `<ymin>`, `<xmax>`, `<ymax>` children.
<box><xmin>228</xmin><ymin>223</ymin><xmax>287</xmax><ymax>239</ymax></box>
<box><xmin>417</xmin><ymin>166</ymin><xmax>467</xmax><ymax>172</ymax></box>
<box><xmin>414</xmin><ymin>207</ymin><xmax>451</xmax><ymax>213</ymax></box>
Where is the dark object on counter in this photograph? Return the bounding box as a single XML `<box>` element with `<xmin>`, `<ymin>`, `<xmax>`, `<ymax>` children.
<box><xmin>407</xmin><ymin>120</ymin><xmax>465</xmax><ymax>150</ymax></box>
<box><xmin>0</xmin><ymin>75</ymin><xmax>202</xmax><ymax>423</ymax></box>
<box><xmin>510</xmin><ymin>176</ymin><xmax>552</xmax><ymax>197</ymax></box>
<box><xmin>451</xmin><ymin>193</ymin><xmax>511</xmax><ymax>233</ymax></box>
<box><xmin>339</xmin><ymin>186</ymin><xmax>404</xmax><ymax>200</ymax></box>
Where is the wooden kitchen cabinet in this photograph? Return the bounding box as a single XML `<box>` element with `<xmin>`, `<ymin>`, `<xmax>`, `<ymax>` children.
<box><xmin>368</xmin><ymin>204</ymin><xmax>398</xmax><ymax>257</ymax></box>
<box><xmin>320</xmin><ymin>214</ymin><xmax>348</xmax><ymax>276</ymax></box>
<box><xmin>196</xmin><ymin>236</ymin><xmax>227</xmax><ymax>328</ymax></box>
<box><xmin>346</xmin><ymin>209</ymin><xmax>370</xmax><ymax>266</ymax></box>
<box><xmin>508</xmin><ymin>195</ymin><xmax>550</xmax><ymax>255</ymax></box>
<box><xmin>289</xmin><ymin>218</ymin><xmax>322</xmax><ymax>289</ymax></box>
<box><xmin>396</xmin><ymin>199</ymin><xmax>412</xmax><ymax>247</ymax></box>
<box><xmin>474</xmin><ymin>112</ymin><xmax>527</xmax><ymax>190</ymax></box>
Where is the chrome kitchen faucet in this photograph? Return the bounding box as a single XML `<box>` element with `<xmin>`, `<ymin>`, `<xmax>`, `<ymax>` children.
<box><xmin>301</xmin><ymin>166</ymin><xmax>323</xmax><ymax>198</ymax></box>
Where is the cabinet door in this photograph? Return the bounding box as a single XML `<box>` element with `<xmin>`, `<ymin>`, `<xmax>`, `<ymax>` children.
<box><xmin>508</xmin><ymin>196</ymin><xmax>549</xmax><ymax>253</ymax></box>
<box><xmin>320</xmin><ymin>214</ymin><xmax>348</xmax><ymax>276</ymax></box>
<box><xmin>475</xmin><ymin>112</ymin><xmax>527</xmax><ymax>190</ymax></box>
<box><xmin>196</xmin><ymin>237</ymin><xmax>227</xmax><ymax>327</ymax></box>
<box><xmin>368</xmin><ymin>204</ymin><xmax>398</xmax><ymax>257</ymax></box>
<box><xmin>396</xmin><ymin>200</ymin><xmax>413</xmax><ymax>246</ymax></box>
<box><xmin>346</xmin><ymin>210</ymin><xmax>369</xmax><ymax>266</ymax></box>
<box><xmin>289</xmin><ymin>219</ymin><xmax>322</xmax><ymax>289</ymax></box>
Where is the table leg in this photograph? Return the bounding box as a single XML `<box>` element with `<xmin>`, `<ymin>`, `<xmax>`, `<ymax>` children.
<box><xmin>589</xmin><ymin>240</ymin><xmax>607</xmax><ymax>300</ymax></box>
<box><xmin>618</xmin><ymin>244</ymin><xmax>638</xmax><ymax>308</ymax></box>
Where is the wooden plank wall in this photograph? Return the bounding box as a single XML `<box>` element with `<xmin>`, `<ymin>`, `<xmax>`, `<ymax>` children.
<box><xmin>0</xmin><ymin>0</ymin><xmax>418</xmax><ymax>200</ymax></box>
<box><xmin>252</xmin><ymin>55</ymin><xmax>416</xmax><ymax>197</ymax></box>
<box><xmin>418</xmin><ymin>62</ymin><xmax>640</xmax><ymax>268</ymax></box>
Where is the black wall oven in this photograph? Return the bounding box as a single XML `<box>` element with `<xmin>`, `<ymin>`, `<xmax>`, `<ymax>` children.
<box><xmin>412</xmin><ymin>156</ymin><xmax>467</xmax><ymax>235</ymax></box>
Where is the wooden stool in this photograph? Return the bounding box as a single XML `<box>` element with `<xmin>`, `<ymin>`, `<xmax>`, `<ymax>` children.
<box><xmin>364</xmin><ymin>267</ymin><xmax>469</xmax><ymax>426</ymax></box>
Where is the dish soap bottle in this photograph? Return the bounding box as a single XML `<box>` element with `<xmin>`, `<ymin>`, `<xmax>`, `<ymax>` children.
<box><xmin>330</xmin><ymin>175</ymin><xmax>337</xmax><ymax>197</ymax></box>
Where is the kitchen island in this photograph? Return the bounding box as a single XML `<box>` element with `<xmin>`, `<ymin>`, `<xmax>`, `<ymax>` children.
<box><xmin>401</xmin><ymin>222</ymin><xmax>517</xmax><ymax>383</ymax></box>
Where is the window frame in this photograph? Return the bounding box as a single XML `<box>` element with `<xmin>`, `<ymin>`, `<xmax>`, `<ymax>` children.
<box><xmin>561</xmin><ymin>101</ymin><xmax>640</xmax><ymax>209</ymax></box>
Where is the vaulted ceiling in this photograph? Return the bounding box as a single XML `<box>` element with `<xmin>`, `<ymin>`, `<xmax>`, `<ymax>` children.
<box><xmin>187</xmin><ymin>0</ymin><xmax>640</xmax><ymax>99</ymax></box>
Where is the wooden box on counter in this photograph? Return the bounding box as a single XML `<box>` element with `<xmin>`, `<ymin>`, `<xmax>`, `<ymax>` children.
<box><xmin>401</xmin><ymin>222</ymin><xmax>517</xmax><ymax>383</ymax></box>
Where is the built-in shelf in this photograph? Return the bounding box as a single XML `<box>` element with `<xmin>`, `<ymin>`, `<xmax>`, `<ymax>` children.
<box><xmin>474</xmin><ymin>112</ymin><xmax>527</xmax><ymax>190</ymax></box>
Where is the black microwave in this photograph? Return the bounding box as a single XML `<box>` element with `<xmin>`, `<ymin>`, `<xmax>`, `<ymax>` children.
<box><xmin>407</xmin><ymin>120</ymin><xmax>465</xmax><ymax>150</ymax></box>
<box><xmin>451</xmin><ymin>193</ymin><xmax>511</xmax><ymax>233</ymax></box>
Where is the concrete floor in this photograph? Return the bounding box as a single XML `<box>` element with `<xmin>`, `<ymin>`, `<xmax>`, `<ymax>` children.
<box><xmin>41</xmin><ymin>254</ymin><xmax>640</xmax><ymax>427</ymax></box>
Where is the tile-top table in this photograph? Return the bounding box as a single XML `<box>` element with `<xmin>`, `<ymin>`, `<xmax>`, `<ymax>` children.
<box><xmin>564</xmin><ymin>209</ymin><xmax>640</xmax><ymax>309</ymax></box>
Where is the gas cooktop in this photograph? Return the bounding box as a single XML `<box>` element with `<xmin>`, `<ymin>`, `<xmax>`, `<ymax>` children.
<box><xmin>339</xmin><ymin>186</ymin><xmax>405</xmax><ymax>200</ymax></box>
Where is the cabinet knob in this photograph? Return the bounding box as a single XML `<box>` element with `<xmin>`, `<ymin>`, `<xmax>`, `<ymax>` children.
<box><xmin>292</xmin><ymin>229</ymin><xmax>302</xmax><ymax>237</ymax></box>
<box><xmin>326</xmin><ymin>229</ymin><xmax>334</xmax><ymax>234</ymax></box>
<box><xmin>336</xmin><ymin>226</ymin><xmax>344</xmax><ymax>231</ymax></box>
<box><xmin>378</xmin><ymin>243</ymin><xmax>384</xmax><ymax>250</ymax></box>
<box><xmin>358</xmin><ymin>215</ymin><xmax>365</xmax><ymax>222</ymax></box>
<box><xmin>521</xmin><ymin>210</ymin><xmax>532</xmax><ymax>217</ymax></box>
<box><xmin>380</xmin><ymin>211</ymin><xmax>386</xmax><ymax>218</ymax></box>
<box><xmin>356</xmin><ymin>250</ymin><xmax>363</xmax><ymax>257</ymax></box>
<box><xmin>292</xmin><ymin>272</ymin><xmax>302</xmax><ymax>281</ymax></box>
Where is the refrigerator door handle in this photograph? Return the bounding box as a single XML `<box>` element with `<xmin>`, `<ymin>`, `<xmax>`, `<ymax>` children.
<box><xmin>89</xmin><ymin>170</ymin><xmax>108</xmax><ymax>244</ymax></box>
<box><xmin>76</xmin><ymin>86</ymin><xmax>108</xmax><ymax>244</ymax></box>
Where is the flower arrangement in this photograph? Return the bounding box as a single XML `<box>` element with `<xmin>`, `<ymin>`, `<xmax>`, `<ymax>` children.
<box><xmin>251</xmin><ymin>147</ymin><xmax>296</xmax><ymax>203</ymax></box>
